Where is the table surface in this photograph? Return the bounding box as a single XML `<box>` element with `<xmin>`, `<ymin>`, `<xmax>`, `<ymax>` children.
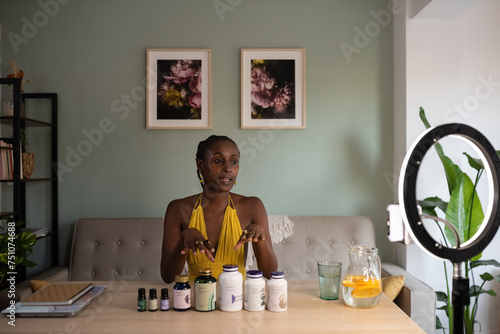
<box><xmin>1</xmin><ymin>280</ymin><xmax>425</xmax><ymax>334</ymax></box>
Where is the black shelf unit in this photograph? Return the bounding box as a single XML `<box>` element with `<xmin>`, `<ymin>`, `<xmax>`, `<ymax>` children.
<box><xmin>0</xmin><ymin>78</ymin><xmax>59</xmax><ymax>283</ymax></box>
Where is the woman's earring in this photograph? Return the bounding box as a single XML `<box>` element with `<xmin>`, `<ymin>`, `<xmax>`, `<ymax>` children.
<box><xmin>234</xmin><ymin>181</ymin><xmax>237</xmax><ymax>185</ymax></box>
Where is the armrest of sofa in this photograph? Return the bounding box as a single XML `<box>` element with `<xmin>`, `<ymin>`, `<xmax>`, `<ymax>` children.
<box><xmin>382</xmin><ymin>262</ymin><xmax>436</xmax><ymax>334</ymax></box>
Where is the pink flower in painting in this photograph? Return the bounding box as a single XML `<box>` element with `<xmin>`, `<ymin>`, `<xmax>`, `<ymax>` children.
<box><xmin>189</xmin><ymin>75</ymin><xmax>201</xmax><ymax>93</ymax></box>
<box><xmin>251</xmin><ymin>67</ymin><xmax>276</xmax><ymax>108</ymax></box>
<box><xmin>187</xmin><ymin>75</ymin><xmax>202</xmax><ymax>110</ymax></box>
<box><xmin>170</xmin><ymin>60</ymin><xmax>200</xmax><ymax>84</ymax></box>
<box><xmin>189</xmin><ymin>92</ymin><xmax>202</xmax><ymax>110</ymax></box>
<box><xmin>273</xmin><ymin>84</ymin><xmax>293</xmax><ymax>113</ymax></box>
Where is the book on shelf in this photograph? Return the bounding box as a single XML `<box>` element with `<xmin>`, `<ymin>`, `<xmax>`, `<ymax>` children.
<box><xmin>0</xmin><ymin>140</ymin><xmax>23</xmax><ymax>180</ymax></box>
<box><xmin>20</xmin><ymin>283</ymin><xmax>95</xmax><ymax>306</ymax></box>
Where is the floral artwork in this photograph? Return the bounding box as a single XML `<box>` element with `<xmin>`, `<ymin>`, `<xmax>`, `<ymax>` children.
<box><xmin>147</xmin><ymin>49</ymin><xmax>211</xmax><ymax>129</ymax></box>
<box><xmin>241</xmin><ymin>49</ymin><xmax>305</xmax><ymax>129</ymax></box>
<box><xmin>250</xmin><ymin>59</ymin><xmax>295</xmax><ymax>119</ymax></box>
<box><xmin>157</xmin><ymin>59</ymin><xmax>202</xmax><ymax>120</ymax></box>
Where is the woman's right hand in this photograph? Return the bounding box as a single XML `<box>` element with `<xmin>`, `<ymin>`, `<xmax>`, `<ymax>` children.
<box><xmin>180</xmin><ymin>228</ymin><xmax>216</xmax><ymax>262</ymax></box>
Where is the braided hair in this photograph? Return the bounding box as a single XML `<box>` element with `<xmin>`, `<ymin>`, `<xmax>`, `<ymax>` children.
<box><xmin>196</xmin><ymin>135</ymin><xmax>239</xmax><ymax>188</ymax></box>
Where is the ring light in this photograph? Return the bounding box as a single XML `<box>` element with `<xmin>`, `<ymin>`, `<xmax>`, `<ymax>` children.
<box><xmin>398</xmin><ymin>123</ymin><xmax>500</xmax><ymax>334</ymax></box>
<box><xmin>399</xmin><ymin>123</ymin><xmax>500</xmax><ymax>262</ymax></box>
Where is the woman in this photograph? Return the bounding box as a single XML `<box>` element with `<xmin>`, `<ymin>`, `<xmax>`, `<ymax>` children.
<box><xmin>161</xmin><ymin>135</ymin><xmax>277</xmax><ymax>283</ymax></box>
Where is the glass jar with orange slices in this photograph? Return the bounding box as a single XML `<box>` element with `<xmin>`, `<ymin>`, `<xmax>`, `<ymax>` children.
<box><xmin>342</xmin><ymin>245</ymin><xmax>382</xmax><ymax>308</ymax></box>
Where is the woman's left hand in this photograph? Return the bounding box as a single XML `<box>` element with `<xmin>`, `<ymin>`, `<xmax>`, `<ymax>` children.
<box><xmin>234</xmin><ymin>224</ymin><xmax>266</xmax><ymax>250</ymax></box>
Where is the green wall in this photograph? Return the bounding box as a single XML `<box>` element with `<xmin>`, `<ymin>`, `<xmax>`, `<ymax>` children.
<box><xmin>0</xmin><ymin>0</ymin><xmax>395</xmax><ymax>267</ymax></box>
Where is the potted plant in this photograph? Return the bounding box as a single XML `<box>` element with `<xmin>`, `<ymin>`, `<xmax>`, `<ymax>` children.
<box><xmin>417</xmin><ymin>108</ymin><xmax>500</xmax><ymax>333</ymax></box>
<box><xmin>0</xmin><ymin>216</ymin><xmax>37</xmax><ymax>287</ymax></box>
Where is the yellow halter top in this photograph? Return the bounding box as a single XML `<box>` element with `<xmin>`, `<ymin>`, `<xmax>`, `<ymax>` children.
<box><xmin>187</xmin><ymin>194</ymin><xmax>246</xmax><ymax>280</ymax></box>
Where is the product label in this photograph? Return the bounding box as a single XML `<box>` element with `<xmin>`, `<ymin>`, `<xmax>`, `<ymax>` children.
<box><xmin>244</xmin><ymin>285</ymin><xmax>265</xmax><ymax>311</ymax></box>
<box><xmin>195</xmin><ymin>282</ymin><xmax>216</xmax><ymax>311</ymax></box>
<box><xmin>149</xmin><ymin>299</ymin><xmax>158</xmax><ymax>311</ymax></box>
<box><xmin>267</xmin><ymin>284</ymin><xmax>287</xmax><ymax>311</ymax></box>
<box><xmin>137</xmin><ymin>299</ymin><xmax>147</xmax><ymax>311</ymax></box>
<box><xmin>219</xmin><ymin>284</ymin><xmax>243</xmax><ymax>310</ymax></box>
<box><xmin>160</xmin><ymin>299</ymin><xmax>169</xmax><ymax>311</ymax></box>
<box><xmin>173</xmin><ymin>289</ymin><xmax>191</xmax><ymax>310</ymax></box>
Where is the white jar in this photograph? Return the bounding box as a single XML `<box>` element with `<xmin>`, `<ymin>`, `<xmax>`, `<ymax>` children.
<box><xmin>267</xmin><ymin>271</ymin><xmax>287</xmax><ymax>312</ymax></box>
<box><xmin>244</xmin><ymin>270</ymin><xmax>266</xmax><ymax>311</ymax></box>
<box><xmin>218</xmin><ymin>264</ymin><xmax>243</xmax><ymax>311</ymax></box>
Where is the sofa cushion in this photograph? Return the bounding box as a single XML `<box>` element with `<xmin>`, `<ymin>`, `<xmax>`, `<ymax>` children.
<box><xmin>69</xmin><ymin>218</ymin><xmax>163</xmax><ymax>281</ymax></box>
<box><xmin>272</xmin><ymin>216</ymin><xmax>376</xmax><ymax>280</ymax></box>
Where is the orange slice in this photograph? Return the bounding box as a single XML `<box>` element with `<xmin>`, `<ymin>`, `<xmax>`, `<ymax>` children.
<box><xmin>351</xmin><ymin>286</ymin><xmax>382</xmax><ymax>299</ymax></box>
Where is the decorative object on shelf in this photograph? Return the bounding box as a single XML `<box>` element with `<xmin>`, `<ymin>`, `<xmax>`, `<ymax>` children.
<box><xmin>146</xmin><ymin>49</ymin><xmax>211</xmax><ymax>129</ymax></box>
<box><xmin>2</xmin><ymin>102</ymin><xmax>14</xmax><ymax>117</ymax></box>
<box><xmin>0</xmin><ymin>216</ymin><xmax>37</xmax><ymax>284</ymax></box>
<box><xmin>241</xmin><ymin>49</ymin><xmax>305</xmax><ymax>129</ymax></box>
<box><xmin>22</xmin><ymin>152</ymin><xmax>35</xmax><ymax>179</ymax></box>
<box><xmin>417</xmin><ymin>108</ymin><xmax>500</xmax><ymax>334</ymax></box>
<box><xmin>20</xmin><ymin>128</ymin><xmax>35</xmax><ymax>179</ymax></box>
<box><xmin>6</xmin><ymin>61</ymin><xmax>29</xmax><ymax>91</ymax></box>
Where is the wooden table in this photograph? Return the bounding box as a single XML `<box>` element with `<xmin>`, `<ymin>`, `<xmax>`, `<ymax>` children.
<box><xmin>1</xmin><ymin>280</ymin><xmax>425</xmax><ymax>333</ymax></box>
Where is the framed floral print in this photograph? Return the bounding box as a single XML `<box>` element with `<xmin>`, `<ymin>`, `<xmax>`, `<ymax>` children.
<box><xmin>241</xmin><ymin>49</ymin><xmax>305</xmax><ymax>129</ymax></box>
<box><xmin>146</xmin><ymin>49</ymin><xmax>211</xmax><ymax>129</ymax></box>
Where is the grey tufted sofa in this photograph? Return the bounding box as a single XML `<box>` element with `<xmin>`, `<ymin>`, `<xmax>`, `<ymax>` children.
<box><xmin>8</xmin><ymin>216</ymin><xmax>435</xmax><ymax>333</ymax></box>
<box><xmin>68</xmin><ymin>218</ymin><xmax>163</xmax><ymax>281</ymax></box>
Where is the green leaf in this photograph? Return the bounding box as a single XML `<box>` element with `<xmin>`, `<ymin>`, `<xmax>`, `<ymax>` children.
<box><xmin>479</xmin><ymin>272</ymin><xmax>494</xmax><ymax>281</ymax></box>
<box><xmin>436</xmin><ymin>291</ymin><xmax>448</xmax><ymax>302</ymax></box>
<box><xmin>470</xmin><ymin>259</ymin><xmax>500</xmax><ymax>269</ymax></box>
<box><xmin>445</xmin><ymin>173</ymin><xmax>484</xmax><ymax>246</ymax></box>
<box><xmin>419</xmin><ymin>197</ymin><xmax>448</xmax><ymax>214</ymax></box>
<box><xmin>436</xmin><ymin>316</ymin><xmax>446</xmax><ymax>330</ymax></box>
<box><xmin>494</xmin><ymin>274</ymin><xmax>500</xmax><ymax>283</ymax></box>
<box><xmin>419</xmin><ymin>107</ymin><xmax>462</xmax><ymax>194</ymax></box>
<box><xmin>20</xmin><ymin>258</ymin><xmax>37</xmax><ymax>268</ymax></box>
<box><xmin>463</xmin><ymin>152</ymin><xmax>484</xmax><ymax>171</ymax></box>
<box><xmin>419</xmin><ymin>107</ymin><xmax>432</xmax><ymax>129</ymax></box>
<box><xmin>470</xmin><ymin>252</ymin><xmax>482</xmax><ymax>262</ymax></box>
<box><xmin>469</xmin><ymin>285</ymin><xmax>497</xmax><ymax>297</ymax></box>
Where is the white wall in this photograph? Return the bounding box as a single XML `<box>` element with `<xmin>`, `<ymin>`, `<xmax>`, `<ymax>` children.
<box><xmin>395</xmin><ymin>0</ymin><xmax>500</xmax><ymax>332</ymax></box>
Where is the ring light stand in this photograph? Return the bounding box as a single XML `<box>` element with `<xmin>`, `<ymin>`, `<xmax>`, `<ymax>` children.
<box><xmin>398</xmin><ymin>123</ymin><xmax>500</xmax><ymax>334</ymax></box>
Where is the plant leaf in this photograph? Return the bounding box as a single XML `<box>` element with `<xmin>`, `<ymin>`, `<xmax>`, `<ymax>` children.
<box><xmin>469</xmin><ymin>285</ymin><xmax>497</xmax><ymax>297</ymax></box>
<box><xmin>463</xmin><ymin>152</ymin><xmax>484</xmax><ymax>171</ymax></box>
<box><xmin>445</xmin><ymin>173</ymin><xmax>484</xmax><ymax>246</ymax></box>
<box><xmin>419</xmin><ymin>197</ymin><xmax>448</xmax><ymax>215</ymax></box>
<box><xmin>470</xmin><ymin>259</ymin><xmax>500</xmax><ymax>269</ymax></box>
<box><xmin>419</xmin><ymin>107</ymin><xmax>462</xmax><ymax>194</ymax></box>
<box><xmin>479</xmin><ymin>272</ymin><xmax>494</xmax><ymax>281</ymax></box>
<box><xmin>436</xmin><ymin>291</ymin><xmax>448</xmax><ymax>303</ymax></box>
<box><xmin>436</xmin><ymin>316</ymin><xmax>446</xmax><ymax>330</ymax></box>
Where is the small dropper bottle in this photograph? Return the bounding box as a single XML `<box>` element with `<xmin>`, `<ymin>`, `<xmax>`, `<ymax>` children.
<box><xmin>149</xmin><ymin>288</ymin><xmax>158</xmax><ymax>311</ymax></box>
<box><xmin>160</xmin><ymin>288</ymin><xmax>169</xmax><ymax>311</ymax></box>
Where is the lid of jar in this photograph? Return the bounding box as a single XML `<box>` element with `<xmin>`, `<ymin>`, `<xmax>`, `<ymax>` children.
<box><xmin>199</xmin><ymin>268</ymin><xmax>212</xmax><ymax>276</ymax></box>
<box><xmin>222</xmin><ymin>264</ymin><xmax>238</xmax><ymax>271</ymax></box>
<box><xmin>246</xmin><ymin>270</ymin><xmax>263</xmax><ymax>278</ymax></box>
<box><xmin>175</xmin><ymin>274</ymin><xmax>190</xmax><ymax>283</ymax></box>
<box><xmin>271</xmin><ymin>271</ymin><xmax>284</xmax><ymax>279</ymax></box>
